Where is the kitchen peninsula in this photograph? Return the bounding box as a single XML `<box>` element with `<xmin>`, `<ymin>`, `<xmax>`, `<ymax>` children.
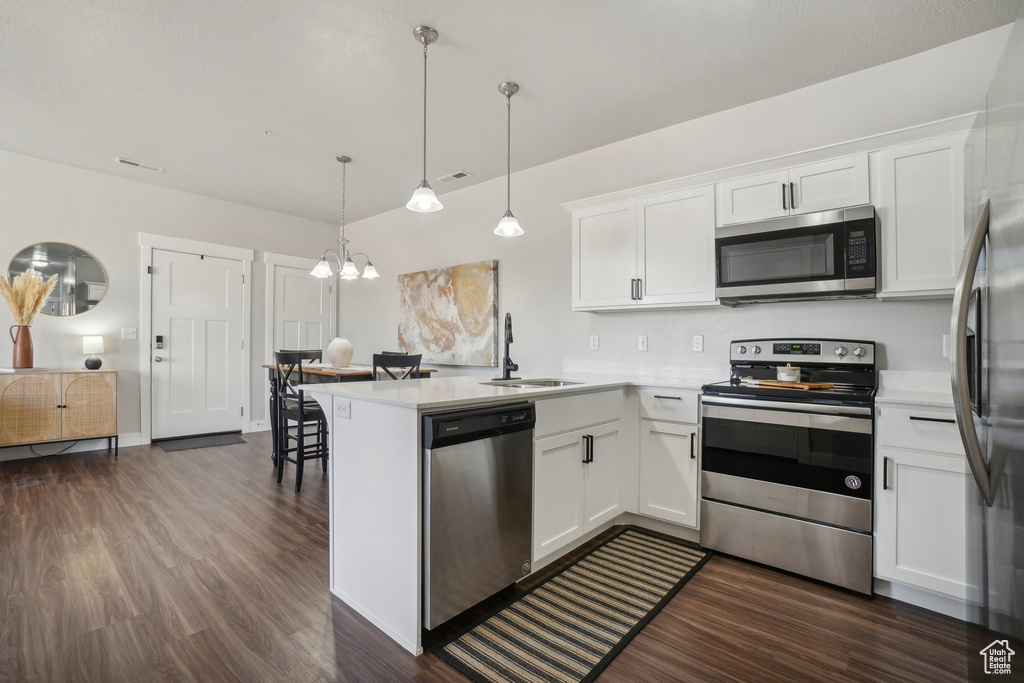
<box><xmin>304</xmin><ymin>372</ymin><xmax>709</xmax><ymax>654</ymax></box>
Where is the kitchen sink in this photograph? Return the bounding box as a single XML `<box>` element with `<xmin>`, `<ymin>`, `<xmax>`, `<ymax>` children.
<box><xmin>481</xmin><ymin>378</ymin><xmax>583</xmax><ymax>388</ymax></box>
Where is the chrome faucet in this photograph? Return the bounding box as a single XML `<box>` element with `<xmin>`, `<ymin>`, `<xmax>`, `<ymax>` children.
<box><xmin>498</xmin><ymin>312</ymin><xmax>519</xmax><ymax>381</ymax></box>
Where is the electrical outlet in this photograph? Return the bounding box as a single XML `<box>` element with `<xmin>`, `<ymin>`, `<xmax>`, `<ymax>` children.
<box><xmin>336</xmin><ymin>400</ymin><xmax>351</xmax><ymax>419</ymax></box>
<box><xmin>121</xmin><ymin>327</ymin><xmax>137</xmax><ymax>340</ymax></box>
<box><xmin>692</xmin><ymin>335</ymin><xmax>704</xmax><ymax>352</ymax></box>
<box><xmin>638</xmin><ymin>335</ymin><xmax>648</xmax><ymax>352</ymax></box>
<box><xmin>590</xmin><ymin>335</ymin><xmax>600</xmax><ymax>351</ymax></box>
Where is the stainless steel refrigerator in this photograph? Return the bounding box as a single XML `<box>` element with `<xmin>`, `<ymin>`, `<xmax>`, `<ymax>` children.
<box><xmin>954</xmin><ymin>3</ymin><xmax>1024</xmax><ymax>674</ymax></box>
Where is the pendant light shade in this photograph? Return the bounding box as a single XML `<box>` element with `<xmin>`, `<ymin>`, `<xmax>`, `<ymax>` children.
<box><xmin>310</xmin><ymin>257</ymin><xmax>333</xmax><ymax>278</ymax></box>
<box><xmin>494</xmin><ymin>82</ymin><xmax>523</xmax><ymax>237</ymax></box>
<box><xmin>406</xmin><ymin>180</ymin><xmax>443</xmax><ymax>212</ymax></box>
<box><xmin>339</xmin><ymin>257</ymin><xmax>360</xmax><ymax>279</ymax></box>
<box><xmin>408</xmin><ymin>26</ymin><xmax>443</xmax><ymax>213</ymax></box>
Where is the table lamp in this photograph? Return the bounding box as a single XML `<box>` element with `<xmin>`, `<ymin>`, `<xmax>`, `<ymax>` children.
<box><xmin>83</xmin><ymin>336</ymin><xmax>104</xmax><ymax>370</ymax></box>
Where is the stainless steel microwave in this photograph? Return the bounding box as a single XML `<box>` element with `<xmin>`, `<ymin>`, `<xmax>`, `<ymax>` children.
<box><xmin>714</xmin><ymin>205</ymin><xmax>878</xmax><ymax>305</ymax></box>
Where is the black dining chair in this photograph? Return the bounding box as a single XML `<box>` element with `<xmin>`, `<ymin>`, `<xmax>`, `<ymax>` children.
<box><xmin>273</xmin><ymin>350</ymin><xmax>328</xmax><ymax>492</ymax></box>
<box><xmin>372</xmin><ymin>353</ymin><xmax>422</xmax><ymax>380</ymax></box>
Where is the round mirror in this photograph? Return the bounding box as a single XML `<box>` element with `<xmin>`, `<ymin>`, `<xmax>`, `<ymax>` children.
<box><xmin>7</xmin><ymin>243</ymin><xmax>107</xmax><ymax>316</ymax></box>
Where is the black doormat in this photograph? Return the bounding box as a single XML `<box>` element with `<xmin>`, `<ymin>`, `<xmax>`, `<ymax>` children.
<box><xmin>434</xmin><ymin>528</ymin><xmax>711</xmax><ymax>683</ymax></box>
<box><xmin>156</xmin><ymin>434</ymin><xmax>246</xmax><ymax>452</ymax></box>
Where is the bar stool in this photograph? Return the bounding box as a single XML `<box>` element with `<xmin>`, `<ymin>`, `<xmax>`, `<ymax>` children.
<box><xmin>273</xmin><ymin>350</ymin><xmax>328</xmax><ymax>492</ymax></box>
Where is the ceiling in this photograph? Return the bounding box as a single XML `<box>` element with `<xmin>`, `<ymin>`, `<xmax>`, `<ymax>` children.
<box><xmin>1</xmin><ymin>0</ymin><xmax>1019</xmax><ymax>225</ymax></box>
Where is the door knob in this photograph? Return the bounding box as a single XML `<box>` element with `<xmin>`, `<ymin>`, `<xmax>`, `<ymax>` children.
<box><xmin>154</xmin><ymin>356</ymin><xmax>163</xmax><ymax>362</ymax></box>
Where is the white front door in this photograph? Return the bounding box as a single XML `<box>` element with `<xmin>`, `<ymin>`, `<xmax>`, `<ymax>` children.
<box><xmin>151</xmin><ymin>249</ymin><xmax>244</xmax><ymax>439</ymax></box>
<box><xmin>272</xmin><ymin>263</ymin><xmax>332</xmax><ymax>355</ymax></box>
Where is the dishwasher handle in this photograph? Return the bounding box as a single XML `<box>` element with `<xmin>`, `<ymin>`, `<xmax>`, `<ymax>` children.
<box><xmin>423</xmin><ymin>402</ymin><xmax>535</xmax><ymax>450</ymax></box>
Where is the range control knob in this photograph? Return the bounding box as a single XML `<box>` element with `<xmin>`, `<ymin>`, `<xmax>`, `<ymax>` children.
<box><xmin>752</xmin><ymin>345</ymin><xmax>761</xmax><ymax>355</ymax></box>
<box><xmin>853</xmin><ymin>346</ymin><xmax>866</xmax><ymax>358</ymax></box>
<box><xmin>834</xmin><ymin>346</ymin><xmax>848</xmax><ymax>358</ymax></box>
<box><xmin>737</xmin><ymin>345</ymin><xmax>747</xmax><ymax>355</ymax></box>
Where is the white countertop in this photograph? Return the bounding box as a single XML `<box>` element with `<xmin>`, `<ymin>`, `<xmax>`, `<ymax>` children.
<box><xmin>301</xmin><ymin>372</ymin><xmax>719</xmax><ymax>411</ymax></box>
<box><xmin>875</xmin><ymin>370</ymin><xmax>954</xmax><ymax>408</ymax></box>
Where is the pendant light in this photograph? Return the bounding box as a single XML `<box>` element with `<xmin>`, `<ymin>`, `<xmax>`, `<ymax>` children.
<box><xmin>311</xmin><ymin>156</ymin><xmax>380</xmax><ymax>280</ymax></box>
<box><xmin>494</xmin><ymin>82</ymin><xmax>524</xmax><ymax>237</ymax></box>
<box><xmin>406</xmin><ymin>26</ymin><xmax>443</xmax><ymax>213</ymax></box>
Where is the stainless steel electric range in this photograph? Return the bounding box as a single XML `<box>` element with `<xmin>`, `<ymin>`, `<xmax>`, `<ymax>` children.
<box><xmin>699</xmin><ymin>338</ymin><xmax>877</xmax><ymax>595</ymax></box>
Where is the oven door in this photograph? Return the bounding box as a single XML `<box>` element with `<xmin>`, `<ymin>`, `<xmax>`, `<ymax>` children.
<box><xmin>701</xmin><ymin>398</ymin><xmax>873</xmax><ymax>501</ymax></box>
<box><xmin>715</xmin><ymin>223</ymin><xmax>846</xmax><ymax>300</ymax></box>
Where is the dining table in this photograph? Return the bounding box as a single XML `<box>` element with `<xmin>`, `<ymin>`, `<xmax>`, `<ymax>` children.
<box><xmin>262</xmin><ymin>363</ymin><xmax>436</xmax><ymax>464</ymax></box>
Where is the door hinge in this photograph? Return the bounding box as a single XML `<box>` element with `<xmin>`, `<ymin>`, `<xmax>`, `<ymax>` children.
<box><xmin>241</xmin><ymin>340</ymin><xmax>244</xmax><ymax>350</ymax></box>
<box><xmin>147</xmin><ymin>266</ymin><xmax>153</xmax><ymax>274</ymax></box>
<box><xmin>241</xmin><ymin>406</ymin><xmax>244</xmax><ymax>416</ymax></box>
<box><xmin>241</xmin><ymin>274</ymin><xmax>245</xmax><ymax>283</ymax></box>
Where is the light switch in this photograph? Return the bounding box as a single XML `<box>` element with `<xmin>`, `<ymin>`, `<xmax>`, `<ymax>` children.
<box><xmin>122</xmin><ymin>327</ymin><xmax>138</xmax><ymax>340</ymax></box>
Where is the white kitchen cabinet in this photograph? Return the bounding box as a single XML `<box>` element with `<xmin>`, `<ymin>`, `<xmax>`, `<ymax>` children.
<box><xmin>716</xmin><ymin>155</ymin><xmax>868</xmax><ymax>226</ymax></box>
<box><xmin>533</xmin><ymin>420</ymin><xmax>625</xmax><ymax>561</ymax></box>
<box><xmin>715</xmin><ymin>169</ymin><xmax>790</xmax><ymax>225</ymax></box>
<box><xmin>533</xmin><ymin>429</ymin><xmax>588</xmax><ymax>561</ymax></box>
<box><xmin>638</xmin><ymin>420</ymin><xmax>699</xmax><ymax>528</ymax></box>
<box><xmin>877</xmin><ymin>133</ymin><xmax>967</xmax><ymax>298</ymax></box>
<box><xmin>582</xmin><ymin>421</ymin><xmax>625</xmax><ymax>530</ymax></box>
<box><xmin>874</xmin><ymin>402</ymin><xmax>972</xmax><ymax>601</ymax></box>
<box><xmin>572</xmin><ymin>202</ymin><xmax>636</xmax><ymax>309</ymax></box>
<box><xmin>572</xmin><ymin>188</ymin><xmax>716</xmax><ymax>311</ymax></box>
<box><xmin>635</xmin><ymin>187</ymin><xmax>716</xmax><ymax>305</ymax></box>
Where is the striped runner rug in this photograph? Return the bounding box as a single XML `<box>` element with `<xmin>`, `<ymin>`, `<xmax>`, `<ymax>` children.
<box><xmin>435</xmin><ymin>528</ymin><xmax>711</xmax><ymax>683</ymax></box>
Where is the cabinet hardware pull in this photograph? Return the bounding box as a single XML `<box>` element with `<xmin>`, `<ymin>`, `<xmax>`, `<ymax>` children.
<box><xmin>690</xmin><ymin>433</ymin><xmax>696</xmax><ymax>460</ymax></box>
<box><xmin>637</xmin><ymin>279</ymin><xmax>642</xmax><ymax>300</ymax></box>
<box><xmin>883</xmin><ymin>456</ymin><xmax>890</xmax><ymax>490</ymax></box>
<box><xmin>653</xmin><ymin>395</ymin><xmax>682</xmax><ymax>400</ymax></box>
<box><xmin>908</xmin><ymin>416</ymin><xmax>956</xmax><ymax>425</ymax></box>
<box><xmin>630</xmin><ymin>279</ymin><xmax>637</xmax><ymax>300</ymax></box>
<box><xmin>582</xmin><ymin>434</ymin><xmax>594</xmax><ymax>464</ymax></box>
<box><xmin>789</xmin><ymin>182</ymin><xmax>796</xmax><ymax>209</ymax></box>
<box><xmin>782</xmin><ymin>183</ymin><xmax>787</xmax><ymax>210</ymax></box>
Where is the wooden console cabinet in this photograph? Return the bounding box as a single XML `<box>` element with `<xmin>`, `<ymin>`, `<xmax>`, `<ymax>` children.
<box><xmin>0</xmin><ymin>370</ymin><xmax>118</xmax><ymax>454</ymax></box>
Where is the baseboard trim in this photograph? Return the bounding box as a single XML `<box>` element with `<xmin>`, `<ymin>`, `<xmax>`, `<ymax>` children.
<box><xmin>873</xmin><ymin>579</ymin><xmax>968</xmax><ymax>621</ymax></box>
<box><xmin>617</xmin><ymin>512</ymin><xmax>701</xmax><ymax>544</ymax></box>
<box><xmin>328</xmin><ymin>587</ymin><xmax>422</xmax><ymax>655</ymax></box>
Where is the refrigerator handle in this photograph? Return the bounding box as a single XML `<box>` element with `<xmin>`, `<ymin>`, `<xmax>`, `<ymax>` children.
<box><xmin>951</xmin><ymin>199</ymin><xmax>993</xmax><ymax>507</ymax></box>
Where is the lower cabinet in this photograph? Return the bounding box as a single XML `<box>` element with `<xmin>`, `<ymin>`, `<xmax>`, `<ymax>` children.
<box><xmin>533</xmin><ymin>420</ymin><xmax>623</xmax><ymax>561</ymax></box>
<box><xmin>638</xmin><ymin>420</ymin><xmax>699</xmax><ymax>528</ymax></box>
<box><xmin>874</xmin><ymin>446</ymin><xmax>970</xmax><ymax>598</ymax></box>
<box><xmin>874</xmin><ymin>403</ymin><xmax>972</xmax><ymax>601</ymax></box>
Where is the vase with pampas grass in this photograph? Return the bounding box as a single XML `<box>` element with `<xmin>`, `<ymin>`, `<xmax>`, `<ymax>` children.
<box><xmin>0</xmin><ymin>269</ymin><xmax>58</xmax><ymax>369</ymax></box>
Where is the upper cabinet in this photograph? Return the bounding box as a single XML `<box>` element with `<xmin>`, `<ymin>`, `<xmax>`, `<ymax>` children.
<box><xmin>877</xmin><ymin>133</ymin><xmax>967</xmax><ymax>299</ymax></box>
<box><xmin>572</xmin><ymin>187</ymin><xmax>716</xmax><ymax>311</ymax></box>
<box><xmin>716</xmin><ymin>154</ymin><xmax>869</xmax><ymax>226</ymax></box>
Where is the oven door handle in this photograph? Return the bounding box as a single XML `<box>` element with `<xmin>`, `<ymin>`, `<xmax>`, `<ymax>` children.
<box><xmin>702</xmin><ymin>402</ymin><xmax>872</xmax><ymax>434</ymax></box>
<box><xmin>700</xmin><ymin>395</ymin><xmax>872</xmax><ymax>416</ymax></box>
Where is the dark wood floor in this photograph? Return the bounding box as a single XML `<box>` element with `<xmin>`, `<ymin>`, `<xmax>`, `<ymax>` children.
<box><xmin>0</xmin><ymin>431</ymin><xmax>972</xmax><ymax>682</ymax></box>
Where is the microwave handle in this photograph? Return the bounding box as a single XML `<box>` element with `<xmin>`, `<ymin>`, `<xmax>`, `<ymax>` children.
<box><xmin>951</xmin><ymin>199</ymin><xmax>992</xmax><ymax>506</ymax></box>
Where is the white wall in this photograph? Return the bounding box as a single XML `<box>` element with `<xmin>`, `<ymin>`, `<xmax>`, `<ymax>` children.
<box><xmin>337</xmin><ymin>27</ymin><xmax>1011</xmax><ymax>378</ymax></box>
<box><xmin>0</xmin><ymin>149</ymin><xmax>338</xmax><ymax>459</ymax></box>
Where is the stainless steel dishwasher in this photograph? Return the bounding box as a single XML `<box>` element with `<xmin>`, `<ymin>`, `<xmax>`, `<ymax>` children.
<box><xmin>423</xmin><ymin>402</ymin><xmax>535</xmax><ymax>630</ymax></box>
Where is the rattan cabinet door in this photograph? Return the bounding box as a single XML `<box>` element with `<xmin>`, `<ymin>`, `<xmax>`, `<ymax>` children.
<box><xmin>62</xmin><ymin>373</ymin><xmax>117</xmax><ymax>439</ymax></box>
<box><xmin>0</xmin><ymin>374</ymin><xmax>63</xmax><ymax>445</ymax></box>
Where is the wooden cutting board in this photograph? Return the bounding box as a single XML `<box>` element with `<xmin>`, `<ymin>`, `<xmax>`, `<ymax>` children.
<box><xmin>740</xmin><ymin>379</ymin><xmax>835</xmax><ymax>390</ymax></box>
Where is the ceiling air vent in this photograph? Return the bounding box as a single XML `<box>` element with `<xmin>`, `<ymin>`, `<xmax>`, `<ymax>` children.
<box><xmin>437</xmin><ymin>170</ymin><xmax>473</xmax><ymax>184</ymax></box>
<box><xmin>115</xmin><ymin>157</ymin><xmax>165</xmax><ymax>173</ymax></box>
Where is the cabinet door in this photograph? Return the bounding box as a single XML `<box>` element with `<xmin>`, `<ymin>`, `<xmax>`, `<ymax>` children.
<box><xmin>572</xmin><ymin>202</ymin><xmax>637</xmax><ymax>309</ymax></box>
<box><xmin>878</xmin><ymin>133</ymin><xmax>966</xmax><ymax>297</ymax></box>
<box><xmin>636</xmin><ymin>187</ymin><xmax>716</xmax><ymax>305</ymax></box>
<box><xmin>715</xmin><ymin>169</ymin><xmax>790</xmax><ymax>226</ymax></box>
<box><xmin>638</xmin><ymin>421</ymin><xmax>698</xmax><ymax>528</ymax></box>
<box><xmin>789</xmin><ymin>155</ymin><xmax>869</xmax><ymax>215</ymax></box>
<box><xmin>582</xmin><ymin>421</ymin><xmax>624</xmax><ymax>531</ymax></box>
<box><xmin>62</xmin><ymin>373</ymin><xmax>117</xmax><ymax>439</ymax></box>
<box><xmin>533</xmin><ymin>429</ymin><xmax>586</xmax><ymax>560</ymax></box>
<box><xmin>0</xmin><ymin>374</ymin><xmax>63</xmax><ymax>445</ymax></box>
<box><xmin>875</xmin><ymin>446</ymin><xmax>971</xmax><ymax>598</ymax></box>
